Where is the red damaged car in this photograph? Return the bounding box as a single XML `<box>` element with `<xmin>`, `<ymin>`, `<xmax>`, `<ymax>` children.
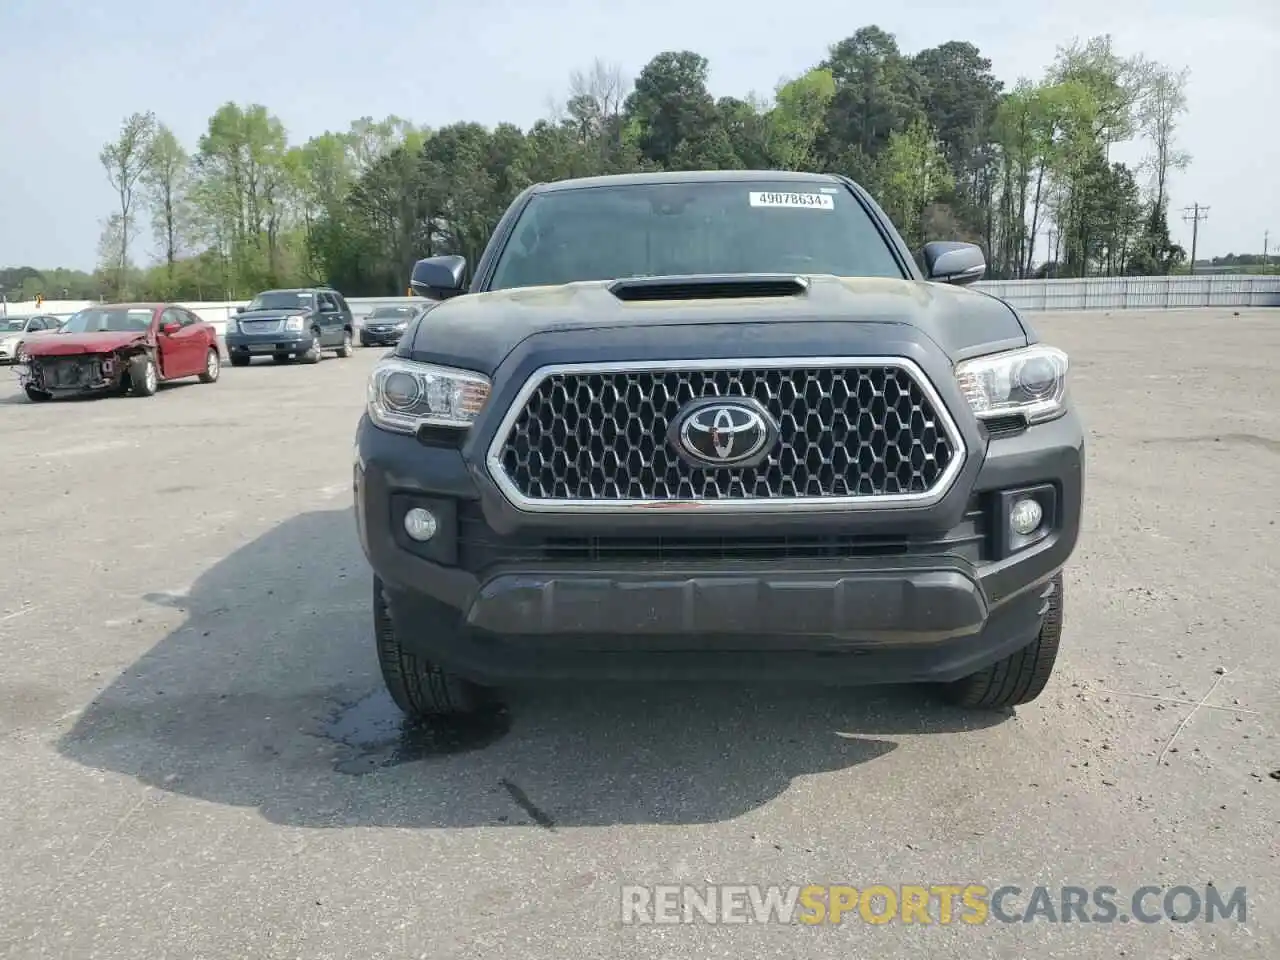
<box><xmin>19</xmin><ymin>303</ymin><xmax>221</xmax><ymax>402</ymax></box>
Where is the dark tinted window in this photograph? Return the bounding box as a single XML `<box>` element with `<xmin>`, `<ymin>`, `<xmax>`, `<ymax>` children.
<box><xmin>247</xmin><ymin>291</ymin><xmax>313</xmax><ymax>311</ymax></box>
<box><xmin>369</xmin><ymin>306</ymin><xmax>416</xmax><ymax>319</ymax></box>
<box><xmin>489</xmin><ymin>180</ymin><xmax>904</xmax><ymax>291</ymax></box>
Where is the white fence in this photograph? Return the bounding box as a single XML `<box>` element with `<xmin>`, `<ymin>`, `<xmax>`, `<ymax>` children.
<box><xmin>970</xmin><ymin>274</ymin><xmax>1280</xmax><ymax>311</ymax></box>
<box><xmin>5</xmin><ymin>274</ymin><xmax>1278</xmax><ymax>335</ymax></box>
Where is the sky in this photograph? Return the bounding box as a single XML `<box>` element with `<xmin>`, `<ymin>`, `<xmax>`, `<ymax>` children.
<box><xmin>1</xmin><ymin>0</ymin><xmax>1277</xmax><ymax>271</ymax></box>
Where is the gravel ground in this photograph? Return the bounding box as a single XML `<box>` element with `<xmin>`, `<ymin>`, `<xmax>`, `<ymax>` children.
<box><xmin>0</xmin><ymin>308</ymin><xmax>1277</xmax><ymax>959</ymax></box>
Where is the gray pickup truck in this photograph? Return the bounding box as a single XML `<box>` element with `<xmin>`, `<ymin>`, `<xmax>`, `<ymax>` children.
<box><xmin>353</xmin><ymin>170</ymin><xmax>1084</xmax><ymax>720</ymax></box>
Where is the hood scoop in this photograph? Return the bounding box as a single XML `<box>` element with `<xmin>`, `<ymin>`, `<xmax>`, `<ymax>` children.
<box><xmin>607</xmin><ymin>274</ymin><xmax>809</xmax><ymax>302</ymax></box>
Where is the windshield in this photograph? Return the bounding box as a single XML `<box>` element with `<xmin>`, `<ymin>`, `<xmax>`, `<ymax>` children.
<box><xmin>369</xmin><ymin>306</ymin><xmax>416</xmax><ymax>319</ymax></box>
<box><xmin>247</xmin><ymin>291</ymin><xmax>313</xmax><ymax>311</ymax></box>
<box><xmin>488</xmin><ymin>180</ymin><xmax>906</xmax><ymax>291</ymax></box>
<box><xmin>3</xmin><ymin>318</ymin><xmax>29</xmax><ymax>332</ymax></box>
<box><xmin>60</xmin><ymin>308</ymin><xmax>153</xmax><ymax>334</ymax></box>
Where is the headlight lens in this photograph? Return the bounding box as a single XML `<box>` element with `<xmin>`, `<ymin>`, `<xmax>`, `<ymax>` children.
<box><xmin>285</xmin><ymin>317</ymin><xmax>305</xmax><ymax>332</ymax></box>
<box><xmin>954</xmin><ymin>345</ymin><xmax>1068</xmax><ymax>424</ymax></box>
<box><xmin>366</xmin><ymin>357</ymin><xmax>491</xmax><ymax>433</ymax></box>
<box><xmin>224</xmin><ymin>320</ymin><xmax>238</xmax><ymax>335</ymax></box>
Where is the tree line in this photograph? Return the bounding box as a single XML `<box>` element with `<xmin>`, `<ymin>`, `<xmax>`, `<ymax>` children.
<box><xmin>12</xmin><ymin>27</ymin><xmax>1199</xmax><ymax>302</ymax></box>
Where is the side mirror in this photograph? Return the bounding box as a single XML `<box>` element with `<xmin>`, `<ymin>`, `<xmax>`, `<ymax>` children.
<box><xmin>235</xmin><ymin>306</ymin><xmax>245</xmax><ymax>314</ymax></box>
<box><xmin>161</xmin><ymin>322</ymin><xmax>181</xmax><ymax>335</ymax></box>
<box><xmin>922</xmin><ymin>241</ymin><xmax>987</xmax><ymax>286</ymax></box>
<box><xmin>410</xmin><ymin>255</ymin><xmax>467</xmax><ymax>299</ymax></box>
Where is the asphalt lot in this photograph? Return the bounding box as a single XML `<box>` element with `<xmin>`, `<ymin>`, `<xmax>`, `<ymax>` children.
<box><xmin>1</xmin><ymin>308</ymin><xmax>1277</xmax><ymax>959</ymax></box>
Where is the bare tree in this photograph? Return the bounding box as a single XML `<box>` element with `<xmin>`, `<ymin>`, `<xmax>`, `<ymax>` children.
<box><xmin>1138</xmin><ymin>64</ymin><xmax>1191</xmax><ymax>215</ymax></box>
<box><xmin>565</xmin><ymin>59</ymin><xmax>629</xmax><ymax>140</ymax></box>
<box><xmin>95</xmin><ymin>214</ymin><xmax>126</xmax><ymax>297</ymax></box>
<box><xmin>142</xmin><ymin>123</ymin><xmax>191</xmax><ymax>283</ymax></box>
<box><xmin>99</xmin><ymin>111</ymin><xmax>157</xmax><ymax>295</ymax></box>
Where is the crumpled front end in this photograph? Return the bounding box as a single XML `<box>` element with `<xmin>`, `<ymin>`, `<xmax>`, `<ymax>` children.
<box><xmin>21</xmin><ymin>352</ymin><xmax>126</xmax><ymax>395</ymax></box>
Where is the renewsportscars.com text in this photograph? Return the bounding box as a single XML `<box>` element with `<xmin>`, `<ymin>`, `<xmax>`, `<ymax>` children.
<box><xmin>620</xmin><ymin>883</ymin><xmax>1247</xmax><ymax>926</ymax></box>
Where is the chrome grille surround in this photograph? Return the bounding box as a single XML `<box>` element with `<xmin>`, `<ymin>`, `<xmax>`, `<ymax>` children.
<box><xmin>485</xmin><ymin>357</ymin><xmax>967</xmax><ymax>514</ymax></box>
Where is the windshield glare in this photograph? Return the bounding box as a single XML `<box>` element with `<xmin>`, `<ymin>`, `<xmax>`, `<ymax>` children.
<box><xmin>488</xmin><ymin>181</ymin><xmax>905</xmax><ymax>291</ymax></box>
<box><xmin>248</xmin><ymin>292</ymin><xmax>313</xmax><ymax>311</ymax></box>
<box><xmin>61</xmin><ymin>309</ymin><xmax>153</xmax><ymax>334</ymax></box>
<box><xmin>370</xmin><ymin>307</ymin><xmax>414</xmax><ymax>319</ymax></box>
<box><xmin>3</xmin><ymin>318</ymin><xmax>28</xmax><ymax>332</ymax></box>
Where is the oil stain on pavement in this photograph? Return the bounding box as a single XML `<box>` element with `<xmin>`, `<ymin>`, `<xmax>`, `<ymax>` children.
<box><xmin>322</xmin><ymin>688</ymin><xmax>511</xmax><ymax>775</ymax></box>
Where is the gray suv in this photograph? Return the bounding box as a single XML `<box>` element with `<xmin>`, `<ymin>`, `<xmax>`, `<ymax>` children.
<box><xmin>225</xmin><ymin>288</ymin><xmax>354</xmax><ymax>366</ymax></box>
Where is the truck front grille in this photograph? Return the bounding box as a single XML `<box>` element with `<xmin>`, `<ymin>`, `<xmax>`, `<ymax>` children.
<box><xmin>489</xmin><ymin>359</ymin><xmax>963</xmax><ymax>509</ymax></box>
<box><xmin>240</xmin><ymin>319</ymin><xmax>283</xmax><ymax>334</ymax></box>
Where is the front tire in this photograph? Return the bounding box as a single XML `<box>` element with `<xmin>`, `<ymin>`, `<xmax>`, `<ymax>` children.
<box><xmin>230</xmin><ymin>354</ymin><xmax>250</xmax><ymax>368</ymax></box>
<box><xmin>942</xmin><ymin>574</ymin><xmax>1064</xmax><ymax>709</ymax></box>
<box><xmin>373</xmin><ymin>577</ymin><xmax>490</xmax><ymax>719</ymax></box>
<box><xmin>129</xmin><ymin>354</ymin><xmax>158</xmax><ymax>397</ymax></box>
<box><xmin>336</xmin><ymin>330</ymin><xmax>353</xmax><ymax>358</ymax></box>
<box><xmin>302</xmin><ymin>333</ymin><xmax>322</xmax><ymax>364</ymax></box>
<box><xmin>199</xmin><ymin>347</ymin><xmax>220</xmax><ymax>383</ymax></box>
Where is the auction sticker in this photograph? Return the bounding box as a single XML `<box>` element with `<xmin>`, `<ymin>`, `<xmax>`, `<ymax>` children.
<box><xmin>749</xmin><ymin>191</ymin><xmax>834</xmax><ymax>210</ymax></box>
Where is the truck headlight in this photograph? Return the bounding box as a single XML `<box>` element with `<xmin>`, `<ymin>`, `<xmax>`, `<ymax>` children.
<box><xmin>285</xmin><ymin>317</ymin><xmax>305</xmax><ymax>332</ymax></box>
<box><xmin>224</xmin><ymin>320</ymin><xmax>238</xmax><ymax>335</ymax></box>
<box><xmin>954</xmin><ymin>345</ymin><xmax>1068</xmax><ymax>424</ymax></box>
<box><xmin>367</xmin><ymin>357</ymin><xmax>491</xmax><ymax>433</ymax></box>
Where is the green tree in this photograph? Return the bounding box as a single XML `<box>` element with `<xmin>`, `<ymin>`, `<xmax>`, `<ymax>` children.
<box><xmin>766</xmin><ymin>69</ymin><xmax>837</xmax><ymax>170</ymax></box>
<box><xmin>624</xmin><ymin>51</ymin><xmax>738</xmax><ymax>169</ymax></box>
<box><xmin>876</xmin><ymin>119</ymin><xmax>954</xmax><ymax>249</ymax></box>
<box><xmin>819</xmin><ymin>26</ymin><xmax>924</xmax><ymax>166</ymax></box>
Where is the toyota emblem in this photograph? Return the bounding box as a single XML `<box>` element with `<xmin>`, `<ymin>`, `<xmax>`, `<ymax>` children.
<box><xmin>668</xmin><ymin>397</ymin><xmax>779</xmax><ymax>468</ymax></box>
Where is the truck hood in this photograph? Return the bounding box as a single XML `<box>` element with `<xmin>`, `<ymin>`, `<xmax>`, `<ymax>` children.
<box><xmin>23</xmin><ymin>331</ymin><xmax>147</xmax><ymax>356</ymax></box>
<box><xmin>406</xmin><ymin>275</ymin><xmax>1028</xmax><ymax>373</ymax></box>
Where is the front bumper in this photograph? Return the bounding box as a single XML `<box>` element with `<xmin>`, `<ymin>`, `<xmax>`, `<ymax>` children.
<box><xmin>360</xmin><ymin>327</ymin><xmax>405</xmax><ymax>345</ymax></box>
<box><xmin>225</xmin><ymin>332</ymin><xmax>315</xmax><ymax>356</ymax></box>
<box><xmin>354</xmin><ymin>404</ymin><xmax>1084</xmax><ymax>685</ymax></box>
<box><xmin>20</xmin><ymin>354</ymin><xmax>125</xmax><ymax>395</ymax></box>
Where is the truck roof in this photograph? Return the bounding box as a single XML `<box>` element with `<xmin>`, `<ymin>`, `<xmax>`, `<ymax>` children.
<box><xmin>533</xmin><ymin>169</ymin><xmax>845</xmax><ymax>194</ymax></box>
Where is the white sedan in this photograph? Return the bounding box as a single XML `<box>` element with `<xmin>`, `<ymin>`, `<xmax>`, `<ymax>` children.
<box><xmin>0</xmin><ymin>314</ymin><xmax>64</xmax><ymax>363</ymax></box>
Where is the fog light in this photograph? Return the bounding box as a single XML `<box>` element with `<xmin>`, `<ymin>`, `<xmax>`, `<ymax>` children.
<box><xmin>403</xmin><ymin>507</ymin><xmax>438</xmax><ymax>542</ymax></box>
<box><xmin>1009</xmin><ymin>498</ymin><xmax>1043</xmax><ymax>536</ymax></box>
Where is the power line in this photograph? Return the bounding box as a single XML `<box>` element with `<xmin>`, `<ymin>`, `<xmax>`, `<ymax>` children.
<box><xmin>1182</xmin><ymin>204</ymin><xmax>1209</xmax><ymax>275</ymax></box>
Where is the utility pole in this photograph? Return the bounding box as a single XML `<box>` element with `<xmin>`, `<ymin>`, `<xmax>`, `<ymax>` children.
<box><xmin>1264</xmin><ymin>229</ymin><xmax>1270</xmax><ymax>266</ymax></box>
<box><xmin>1182</xmin><ymin>203</ymin><xmax>1209</xmax><ymax>275</ymax></box>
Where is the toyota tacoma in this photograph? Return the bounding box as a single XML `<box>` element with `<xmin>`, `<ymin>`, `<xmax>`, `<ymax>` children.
<box><xmin>353</xmin><ymin>171</ymin><xmax>1084</xmax><ymax>719</ymax></box>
